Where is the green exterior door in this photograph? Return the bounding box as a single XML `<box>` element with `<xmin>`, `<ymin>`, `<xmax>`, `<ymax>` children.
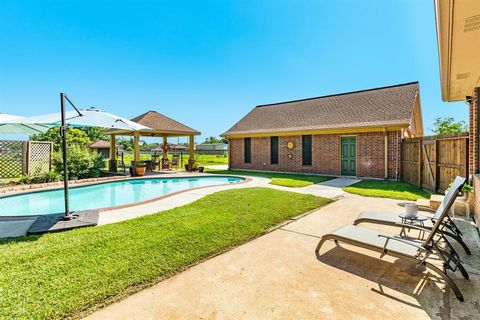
<box><xmin>341</xmin><ymin>137</ymin><xmax>356</xmax><ymax>176</ymax></box>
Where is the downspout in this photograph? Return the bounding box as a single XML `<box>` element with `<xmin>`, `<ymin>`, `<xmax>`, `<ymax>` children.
<box><xmin>227</xmin><ymin>138</ymin><xmax>231</xmax><ymax>170</ymax></box>
<box><xmin>397</xmin><ymin>130</ymin><xmax>400</xmax><ymax>181</ymax></box>
<box><xmin>384</xmin><ymin>128</ymin><xmax>388</xmax><ymax>179</ymax></box>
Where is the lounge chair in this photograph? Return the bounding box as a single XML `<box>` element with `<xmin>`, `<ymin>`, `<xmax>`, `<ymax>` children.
<box><xmin>315</xmin><ymin>176</ymin><xmax>468</xmax><ymax>301</ymax></box>
<box><xmin>151</xmin><ymin>154</ymin><xmax>160</xmax><ymax>170</ymax></box>
<box><xmin>117</xmin><ymin>152</ymin><xmax>130</xmax><ymax>175</ymax></box>
<box><xmin>353</xmin><ymin>176</ymin><xmax>471</xmax><ymax>255</ymax></box>
<box><xmin>171</xmin><ymin>154</ymin><xmax>180</xmax><ymax>170</ymax></box>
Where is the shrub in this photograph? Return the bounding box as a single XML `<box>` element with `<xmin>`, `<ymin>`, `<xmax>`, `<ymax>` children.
<box><xmin>53</xmin><ymin>145</ymin><xmax>106</xmax><ymax>179</ymax></box>
<box><xmin>17</xmin><ymin>172</ymin><xmax>60</xmax><ymax>184</ymax></box>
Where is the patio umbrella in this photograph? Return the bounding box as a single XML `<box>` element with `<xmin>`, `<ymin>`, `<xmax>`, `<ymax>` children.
<box><xmin>22</xmin><ymin>108</ymin><xmax>148</xmax><ymax>131</ymax></box>
<box><xmin>0</xmin><ymin>113</ymin><xmax>51</xmax><ymax>134</ymax></box>
<box><xmin>8</xmin><ymin>93</ymin><xmax>152</xmax><ymax>218</ymax></box>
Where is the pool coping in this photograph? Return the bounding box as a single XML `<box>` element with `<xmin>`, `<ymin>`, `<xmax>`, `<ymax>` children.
<box><xmin>0</xmin><ymin>173</ymin><xmax>253</xmax><ymax>216</ymax></box>
<box><xmin>98</xmin><ymin>175</ymin><xmax>253</xmax><ymax>212</ymax></box>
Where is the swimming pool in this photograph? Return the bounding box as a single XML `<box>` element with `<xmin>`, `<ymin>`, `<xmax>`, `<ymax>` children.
<box><xmin>0</xmin><ymin>176</ymin><xmax>244</xmax><ymax>216</ymax></box>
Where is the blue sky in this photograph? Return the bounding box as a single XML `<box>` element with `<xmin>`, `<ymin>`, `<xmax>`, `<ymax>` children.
<box><xmin>0</xmin><ymin>0</ymin><xmax>468</xmax><ymax>143</ymax></box>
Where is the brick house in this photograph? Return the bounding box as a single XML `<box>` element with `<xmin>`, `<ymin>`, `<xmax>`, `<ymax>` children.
<box><xmin>222</xmin><ymin>82</ymin><xmax>424</xmax><ymax>179</ymax></box>
<box><xmin>434</xmin><ymin>0</ymin><xmax>480</xmax><ymax>224</ymax></box>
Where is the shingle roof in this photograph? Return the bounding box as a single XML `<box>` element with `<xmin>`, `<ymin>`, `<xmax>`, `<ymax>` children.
<box><xmin>88</xmin><ymin>140</ymin><xmax>115</xmax><ymax>148</ymax></box>
<box><xmin>222</xmin><ymin>82</ymin><xmax>420</xmax><ymax>136</ymax></box>
<box><xmin>131</xmin><ymin>111</ymin><xmax>200</xmax><ymax>135</ymax></box>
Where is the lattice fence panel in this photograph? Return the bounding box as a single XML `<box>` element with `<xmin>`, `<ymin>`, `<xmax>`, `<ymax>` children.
<box><xmin>0</xmin><ymin>140</ymin><xmax>26</xmax><ymax>178</ymax></box>
<box><xmin>27</xmin><ymin>141</ymin><xmax>53</xmax><ymax>176</ymax></box>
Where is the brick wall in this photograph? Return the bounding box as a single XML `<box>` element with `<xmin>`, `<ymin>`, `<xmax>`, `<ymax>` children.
<box><xmin>468</xmin><ymin>88</ymin><xmax>479</xmax><ymax>175</ymax></box>
<box><xmin>473</xmin><ymin>174</ymin><xmax>480</xmax><ymax>227</ymax></box>
<box><xmin>229</xmin><ymin>131</ymin><xmax>402</xmax><ymax>179</ymax></box>
<box><xmin>470</xmin><ymin>88</ymin><xmax>480</xmax><ymax>226</ymax></box>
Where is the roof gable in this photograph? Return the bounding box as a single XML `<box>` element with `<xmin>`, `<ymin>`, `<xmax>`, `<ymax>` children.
<box><xmin>222</xmin><ymin>82</ymin><xmax>421</xmax><ymax>136</ymax></box>
<box><xmin>131</xmin><ymin>111</ymin><xmax>200</xmax><ymax>135</ymax></box>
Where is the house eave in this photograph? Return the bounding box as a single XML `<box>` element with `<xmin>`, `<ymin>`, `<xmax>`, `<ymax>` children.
<box><xmin>221</xmin><ymin>124</ymin><xmax>409</xmax><ymax>139</ymax></box>
<box><xmin>435</xmin><ymin>0</ymin><xmax>480</xmax><ymax>102</ymax></box>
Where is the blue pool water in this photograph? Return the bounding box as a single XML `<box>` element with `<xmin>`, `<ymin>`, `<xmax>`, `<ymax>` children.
<box><xmin>0</xmin><ymin>176</ymin><xmax>244</xmax><ymax>216</ymax></box>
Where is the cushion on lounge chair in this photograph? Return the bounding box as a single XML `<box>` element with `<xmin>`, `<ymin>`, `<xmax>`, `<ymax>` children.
<box><xmin>327</xmin><ymin>224</ymin><xmax>421</xmax><ymax>257</ymax></box>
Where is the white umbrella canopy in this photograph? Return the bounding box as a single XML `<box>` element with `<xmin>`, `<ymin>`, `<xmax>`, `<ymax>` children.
<box><xmin>18</xmin><ymin>107</ymin><xmax>151</xmax><ymax>131</ymax></box>
<box><xmin>0</xmin><ymin>113</ymin><xmax>52</xmax><ymax>134</ymax></box>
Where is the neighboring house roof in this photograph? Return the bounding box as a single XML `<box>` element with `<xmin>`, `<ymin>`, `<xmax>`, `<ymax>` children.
<box><xmin>88</xmin><ymin>140</ymin><xmax>117</xmax><ymax>149</ymax></box>
<box><xmin>222</xmin><ymin>82</ymin><xmax>421</xmax><ymax>137</ymax></box>
<box><xmin>131</xmin><ymin>111</ymin><xmax>200</xmax><ymax>135</ymax></box>
<box><xmin>196</xmin><ymin>143</ymin><xmax>229</xmax><ymax>150</ymax></box>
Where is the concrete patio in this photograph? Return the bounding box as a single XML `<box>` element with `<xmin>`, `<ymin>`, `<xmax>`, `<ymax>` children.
<box><xmin>86</xmin><ymin>194</ymin><xmax>480</xmax><ymax>320</ymax></box>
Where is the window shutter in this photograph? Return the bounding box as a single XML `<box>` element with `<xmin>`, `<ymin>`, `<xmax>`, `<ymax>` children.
<box><xmin>244</xmin><ymin>138</ymin><xmax>251</xmax><ymax>163</ymax></box>
<box><xmin>302</xmin><ymin>135</ymin><xmax>312</xmax><ymax>165</ymax></box>
<box><xmin>270</xmin><ymin>136</ymin><xmax>278</xmax><ymax>164</ymax></box>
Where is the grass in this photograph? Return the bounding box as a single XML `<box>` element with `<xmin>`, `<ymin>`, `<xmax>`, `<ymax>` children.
<box><xmin>343</xmin><ymin>180</ymin><xmax>430</xmax><ymax>201</ymax></box>
<box><xmin>118</xmin><ymin>153</ymin><xmax>228</xmax><ymax>167</ymax></box>
<box><xmin>0</xmin><ymin>177</ymin><xmax>21</xmax><ymax>185</ymax></box>
<box><xmin>205</xmin><ymin>169</ymin><xmax>334</xmax><ymax>187</ymax></box>
<box><xmin>0</xmin><ymin>187</ymin><xmax>329</xmax><ymax>319</ymax></box>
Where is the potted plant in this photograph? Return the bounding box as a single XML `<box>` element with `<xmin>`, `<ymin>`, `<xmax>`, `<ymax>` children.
<box><xmin>446</xmin><ymin>180</ymin><xmax>473</xmax><ymax>200</ymax></box>
<box><xmin>135</xmin><ymin>162</ymin><xmax>147</xmax><ymax>176</ymax></box>
<box><xmin>190</xmin><ymin>159</ymin><xmax>199</xmax><ymax>172</ymax></box>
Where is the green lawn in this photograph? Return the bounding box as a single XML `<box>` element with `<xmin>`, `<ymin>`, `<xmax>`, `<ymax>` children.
<box><xmin>117</xmin><ymin>153</ymin><xmax>228</xmax><ymax>168</ymax></box>
<box><xmin>343</xmin><ymin>180</ymin><xmax>430</xmax><ymax>201</ymax></box>
<box><xmin>206</xmin><ymin>169</ymin><xmax>333</xmax><ymax>187</ymax></box>
<box><xmin>0</xmin><ymin>188</ymin><xmax>329</xmax><ymax>319</ymax></box>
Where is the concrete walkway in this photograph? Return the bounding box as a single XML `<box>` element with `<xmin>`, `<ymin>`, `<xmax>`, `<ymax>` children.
<box><xmin>98</xmin><ymin>175</ymin><xmax>359</xmax><ymax>225</ymax></box>
<box><xmin>86</xmin><ymin>194</ymin><xmax>480</xmax><ymax>320</ymax></box>
<box><xmin>203</xmin><ymin>164</ymin><xmax>228</xmax><ymax>170</ymax></box>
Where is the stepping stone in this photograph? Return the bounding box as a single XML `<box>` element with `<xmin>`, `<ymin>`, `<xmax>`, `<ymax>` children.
<box><xmin>429</xmin><ymin>195</ymin><xmax>444</xmax><ymax>209</ymax></box>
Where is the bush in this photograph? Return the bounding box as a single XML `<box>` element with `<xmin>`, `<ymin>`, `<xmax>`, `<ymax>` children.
<box><xmin>18</xmin><ymin>172</ymin><xmax>60</xmax><ymax>184</ymax></box>
<box><xmin>53</xmin><ymin>145</ymin><xmax>106</xmax><ymax>179</ymax></box>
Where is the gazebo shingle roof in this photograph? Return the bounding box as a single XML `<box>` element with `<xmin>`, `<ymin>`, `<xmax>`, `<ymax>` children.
<box><xmin>222</xmin><ymin>82</ymin><xmax>419</xmax><ymax>136</ymax></box>
<box><xmin>131</xmin><ymin>111</ymin><xmax>200</xmax><ymax>135</ymax></box>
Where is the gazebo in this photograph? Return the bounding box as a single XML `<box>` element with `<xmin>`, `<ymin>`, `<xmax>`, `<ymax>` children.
<box><xmin>107</xmin><ymin>110</ymin><xmax>201</xmax><ymax>172</ymax></box>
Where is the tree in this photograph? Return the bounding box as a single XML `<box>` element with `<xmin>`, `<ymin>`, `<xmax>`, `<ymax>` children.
<box><xmin>83</xmin><ymin>127</ymin><xmax>109</xmax><ymax>142</ymax></box>
<box><xmin>202</xmin><ymin>136</ymin><xmax>222</xmax><ymax>144</ymax></box>
<box><xmin>118</xmin><ymin>138</ymin><xmax>134</xmax><ymax>151</ymax></box>
<box><xmin>30</xmin><ymin>127</ymin><xmax>91</xmax><ymax>152</ymax></box>
<box><xmin>431</xmin><ymin>117</ymin><xmax>468</xmax><ymax>135</ymax></box>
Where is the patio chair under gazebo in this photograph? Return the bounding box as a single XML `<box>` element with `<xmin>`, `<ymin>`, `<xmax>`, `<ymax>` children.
<box><xmin>108</xmin><ymin>110</ymin><xmax>201</xmax><ymax>172</ymax></box>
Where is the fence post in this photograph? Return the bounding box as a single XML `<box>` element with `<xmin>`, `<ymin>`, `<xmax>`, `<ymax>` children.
<box><xmin>49</xmin><ymin>142</ymin><xmax>53</xmax><ymax>172</ymax></box>
<box><xmin>23</xmin><ymin>141</ymin><xmax>29</xmax><ymax>175</ymax></box>
<box><xmin>417</xmin><ymin>140</ymin><xmax>422</xmax><ymax>188</ymax></box>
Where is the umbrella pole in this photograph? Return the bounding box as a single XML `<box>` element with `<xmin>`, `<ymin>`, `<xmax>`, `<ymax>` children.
<box><xmin>60</xmin><ymin>93</ymin><xmax>73</xmax><ymax>219</ymax></box>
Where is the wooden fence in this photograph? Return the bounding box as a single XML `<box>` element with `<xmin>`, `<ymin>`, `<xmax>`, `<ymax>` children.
<box><xmin>401</xmin><ymin>133</ymin><xmax>468</xmax><ymax>193</ymax></box>
<box><xmin>0</xmin><ymin>140</ymin><xmax>53</xmax><ymax>178</ymax></box>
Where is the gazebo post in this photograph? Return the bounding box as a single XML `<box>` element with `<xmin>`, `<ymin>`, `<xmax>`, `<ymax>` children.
<box><xmin>188</xmin><ymin>135</ymin><xmax>195</xmax><ymax>171</ymax></box>
<box><xmin>109</xmin><ymin>134</ymin><xmax>117</xmax><ymax>172</ymax></box>
<box><xmin>162</xmin><ymin>136</ymin><xmax>168</xmax><ymax>160</ymax></box>
<box><xmin>133</xmin><ymin>131</ymin><xmax>140</xmax><ymax>167</ymax></box>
